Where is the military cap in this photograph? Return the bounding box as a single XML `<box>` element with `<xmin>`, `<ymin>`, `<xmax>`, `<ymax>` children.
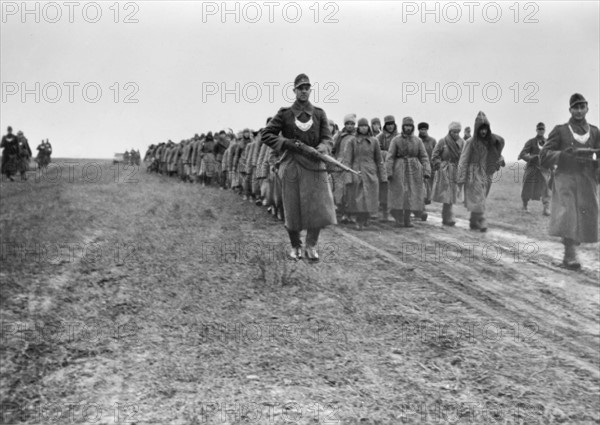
<box><xmin>569</xmin><ymin>93</ymin><xmax>587</xmax><ymax>108</ymax></box>
<box><xmin>294</xmin><ymin>73</ymin><xmax>311</xmax><ymax>89</ymax></box>
<box><xmin>536</xmin><ymin>122</ymin><xmax>545</xmax><ymax>130</ymax></box>
<box><xmin>418</xmin><ymin>122</ymin><xmax>429</xmax><ymax>130</ymax></box>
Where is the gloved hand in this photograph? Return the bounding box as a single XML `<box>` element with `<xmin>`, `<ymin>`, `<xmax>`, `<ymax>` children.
<box><xmin>529</xmin><ymin>155</ymin><xmax>540</xmax><ymax>166</ymax></box>
<box><xmin>282</xmin><ymin>139</ymin><xmax>300</xmax><ymax>152</ymax></box>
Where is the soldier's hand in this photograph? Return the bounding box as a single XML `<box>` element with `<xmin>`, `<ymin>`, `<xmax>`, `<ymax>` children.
<box><xmin>316</xmin><ymin>143</ymin><xmax>330</xmax><ymax>155</ymax></box>
<box><xmin>282</xmin><ymin>139</ymin><xmax>298</xmax><ymax>152</ymax></box>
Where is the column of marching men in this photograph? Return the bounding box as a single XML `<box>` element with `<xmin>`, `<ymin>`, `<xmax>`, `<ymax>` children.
<box><xmin>142</xmin><ymin>116</ymin><xmax>502</xmax><ymax>231</ymax></box>
<box><xmin>140</xmin><ymin>90</ymin><xmax>599</xmax><ymax>270</ymax></box>
<box><xmin>143</xmin><ymin>125</ymin><xmax>287</xmax><ymax>220</ymax></box>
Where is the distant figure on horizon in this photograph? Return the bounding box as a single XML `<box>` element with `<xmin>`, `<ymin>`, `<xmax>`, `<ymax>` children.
<box><xmin>16</xmin><ymin>131</ymin><xmax>32</xmax><ymax>180</ymax></box>
<box><xmin>1</xmin><ymin>126</ymin><xmax>19</xmax><ymax>181</ymax></box>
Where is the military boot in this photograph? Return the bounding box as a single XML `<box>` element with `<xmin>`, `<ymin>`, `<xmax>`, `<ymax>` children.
<box><xmin>442</xmin><ymin>203</ymin><xmax>456</xmax><ymax>226</ymax></box>
<box><xmin>380</xmin><ymin>204</ymin><xmax>389</xmax><ymax>222</ymax></box>
<box><xmin>563</xmin><ymin>239</ymin><xmax>581</xmax><ymax>270</ymax></box>
<box><xmin>403</xmin><ymin>210</ymin><xmax>414</xmax><ymax>228</ymax></box>
<box><xmin>469</xmin><ymin>212</ymin><xmax>481</xmax><ymax>230</ymax></box>
<box><xmin>542</xmin><ymin>202</ymin><xmax>551</xmax><ymax>216</ymax></box>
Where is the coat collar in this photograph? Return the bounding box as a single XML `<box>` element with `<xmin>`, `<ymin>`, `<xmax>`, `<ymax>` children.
<box><xmin>356</xmin><ymin>134</ymin><xmax>372</xmax><ymax>143</ymax></box>
<box><xmin>291</xmin><ymin>100</ymin><xmax>314</xmax><ymax>117</ymax></box>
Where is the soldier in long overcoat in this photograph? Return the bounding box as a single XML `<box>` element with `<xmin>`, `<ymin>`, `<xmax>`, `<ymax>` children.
<box><xmin>376</xmin><ymin>116</ymin><xmax>398</xmax><ymax>221</ymax></box>
<box><xmin>16</xmin><ymin>131</ymin><xmax>32</xmax><ymax>180</ymax></box>
<box><xmin>457</xmin><ymin>111</ymin><xmax>506</xmax><ymax>232</ymax></box>
<box><xmin>385</xmin><ymin>117</ymin><xmax>431</xmax><ymax>227</ymax></box>
<box><xmin>331</xmin><ymin>114</ymin><xmax>356</xmax><ymax>223</ymax></box>
<box><xmin>199</xmin><ymin>132</ymin><xmax>217</xmax><ymax>186</ymax></box>
<box><xmin>417</xmin><ymin>122</ymin><xmax>436</xmax><ymax>220</ymax></box>
<box><xmin>431</xmin><ymin>122</ymin><xmax>465</xmax><ymax>225</ymax></box>
<box><xmin>519</xmin><ymin>122</ymin><xmax>551</xmax><ymax>215</ymax></box>
<box><xmin>261</xmin><ymin>73</ymin><xmax>336</xmax><ymax>262</ymax></box>
<box><xmin>1</xmin><ymin>126</ymin><xmax>19</xmax><ymax>180</ymax></box>
<box><xmin>343</xmin><ymin>118</ymin><xmax>387</xmax><ymax>230</ymax></box>
<box><xmin>214</xmin><ymin>131</ymin><xmax>230</xmax><ymax>189</ymax></box>
<box><xmin>540</xmin><ymin>93</ymin><xmax>600</xmax><ymax>270</ymax></box>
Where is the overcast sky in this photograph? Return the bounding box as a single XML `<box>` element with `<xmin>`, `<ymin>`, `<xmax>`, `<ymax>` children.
<box><xmin>1</xmin><ymin>0</ymin><xmax>599</xmax><ymax>160</ymax></box>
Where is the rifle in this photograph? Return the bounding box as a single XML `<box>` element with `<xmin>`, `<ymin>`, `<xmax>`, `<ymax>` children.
<box><xmin>573</xmin><ymin>147</ymin><xmax>600</xmax><ymax>164</ymax></box>
<box><xmin>293</xmin><ymin>141</ymin><xmax>361</xmax><ymax>175</ymax></box>
<box><xmin>573</xmin><ymin>147</ymin><xmax>600</xmax><ymax>156</ymax></box>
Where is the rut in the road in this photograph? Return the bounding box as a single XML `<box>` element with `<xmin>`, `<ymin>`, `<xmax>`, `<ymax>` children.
<box><xmin>332</xmin><ymin>222</ymin><xmax>600</xmax><ymax>380</ymax></box>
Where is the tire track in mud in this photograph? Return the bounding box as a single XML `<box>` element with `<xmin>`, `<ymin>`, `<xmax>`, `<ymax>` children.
<box><xmin>331</xmin><ymin>224</ymin><xmax>600</xmax><ymax>379</ymax></box>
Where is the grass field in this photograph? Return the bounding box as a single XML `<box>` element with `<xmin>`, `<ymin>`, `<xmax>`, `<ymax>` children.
<box><xmin>1</xmin><ymin>159</ymin><xmax>598</xmax><ymax>424</ymax></box>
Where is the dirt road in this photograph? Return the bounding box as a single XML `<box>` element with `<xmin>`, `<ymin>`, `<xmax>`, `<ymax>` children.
<box><xmin>1</xmin><ymin>161</ymin><xmax>598</xmax><ymax>424</ymax></box>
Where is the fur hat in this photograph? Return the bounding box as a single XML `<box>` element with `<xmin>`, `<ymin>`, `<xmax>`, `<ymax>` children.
<box><xmin>344</xmin><ymin>114</ymin><xmax>357</xmax><ymax>124</ymax></box>
<box><xmin>357</xmin><ymin>117</ymin><xmax>369</xmax><ymax>127</ymax></box>
<box><xmin>448</xmin><ymin>122</ymin><xmax>462</xmax><ymax>131</ymax></box>
<box><xmin>383</xmin><ymin>115</ymin><xmax>395</xmax><ymax>124</ymax></box>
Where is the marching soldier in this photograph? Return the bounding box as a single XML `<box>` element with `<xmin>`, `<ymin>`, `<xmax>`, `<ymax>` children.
<box><xmin>371</xmin><ymin>118</ymin><xmax>382</xmax><ymax>136</ymax></box>
<box><xmin>519</xmin><ymin>122</ymin><xmax>551</xmax><ymax>215</ymax></box>
<box><xmin>385</xmin><ymin>117</ymin><xmax>431</xmax><ymax>227</ymax></box>
<box><xmin>261</xmin><ymin>73</ymin><xmax>336</xmax><ymax>262</ymax></box>
<box><xmin>199</xmin><ymin>132</ymin><xmax>217</xmax><ymax>186</ymax></box>
<box><xmin>457</xmin><ymin>111</ymin><xmax>506</xmax><ymax>232</ymax></box>
<box><xmin>16</xmin><ymin>131</ymin><xmax>32</xmax><ymax>180</ymax></box>
<box><xmin>417</xmin><ymin>122</ymin><xmax>437</xmax><ymax>220</ymax></box>
<box><xmin>431</xmin><ymin>122</ymin><xmax>465</xmax><ymax>226</ymax></box>
<box><xmin>343</xmin><ymin>118</ymin><xmax>387</xmax><ymax>230</ymax></box>
<box><xmin>376</xmin><ymin>115</ymin><xmax>398</xmax><ymax>221</ymax></box>
<box><xmin>236</xmin><ymin>129</ymin><xmax>253</xmax><ymax>196</ymax></box>
<box><xmin>540</xmin><ymin>93</ymin><xmax>599</xmax><ymax>270</ymax></box>
<box><xmin>214</xmin><ymin>131</ymin><xmax>230</xmax><ymax>189</ymax></box>
<box><xmin>463</xmin><ymin>126</ymin><xmax>472</xmax><ymax>141</ymax></box>
<box><xmin>1</xmin><ymin>126</ymin><xmax>19</xmax><ymax>181</ymax></box>
<box><xmin>332</xmin><ymin>114</ymin><xmax>356</xmax><ymax>223</ymax></box>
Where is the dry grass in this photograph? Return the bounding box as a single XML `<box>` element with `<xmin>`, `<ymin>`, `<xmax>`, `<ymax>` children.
<box><xmin>1</xmin><ymin>160</ymin><xmax>598</xmax><ymax>424</ymax></box>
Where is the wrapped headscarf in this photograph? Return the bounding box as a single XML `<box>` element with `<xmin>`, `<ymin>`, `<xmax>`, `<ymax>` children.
<box><xmin>448</xmin><ymin>122</ymin><xmax>462</xmax><ymax>131</ymax></box>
